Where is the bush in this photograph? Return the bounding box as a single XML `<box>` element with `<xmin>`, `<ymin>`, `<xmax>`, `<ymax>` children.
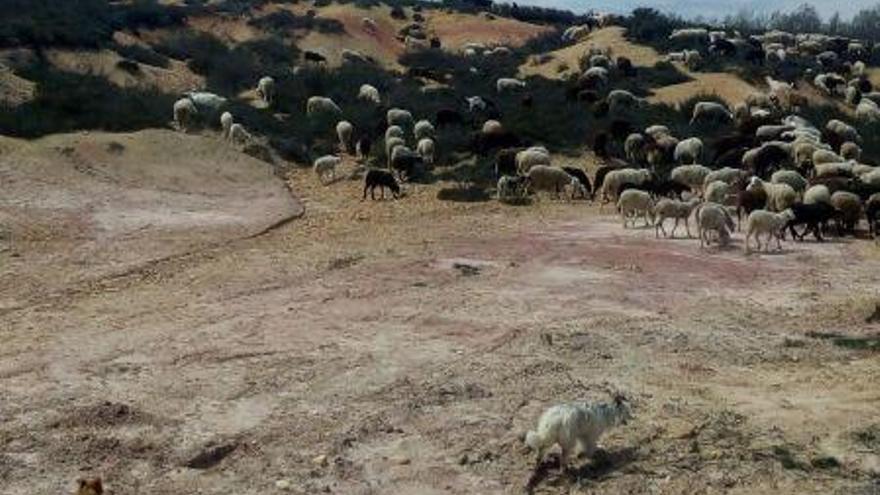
<box><xmin>249</xmin><ymin>10</ymin><xmax>344</xmax><ymax>35</ymax></box>
<box><xmin>155</xmin><ymin>31</ymin><xmax>259</xmax><ymax>93</ymax></box>
<box><xmin>390</xmin><ymin>5</ymin><xmax>407</xmax><ymax>20</ymax></box>
<box><xmin>114</xmin><ymin>43</ymin><xmax>170</xmax><ymax>68</ymax></box>
<box><xmin>0</xmin><ymin>0</ymin><xmax>115</xmax><ymax>48</ymax></box>
<box><xmin>0</xmin><ymin>66</ymin><xmax>175</xmax><ymax>137</ymax></box>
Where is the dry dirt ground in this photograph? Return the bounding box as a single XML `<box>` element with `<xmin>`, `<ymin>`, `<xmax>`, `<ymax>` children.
<box><xmin>2</xmin><ymin>135</ymin><xmax>880</xmax><ymax>495</ymax></box>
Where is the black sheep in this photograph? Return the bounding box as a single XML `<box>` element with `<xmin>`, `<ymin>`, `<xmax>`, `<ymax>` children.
<box><xmin>390</xmin><ymin>148</ymin><xmax>423</xmax><ymax>180</ymax></box>
<box><xmin>561</xmin><ymin>166</ymin><xmax>593</xmax><ymax>199</ymax></box>
<box><xmin>786</xmin><ymin>203</ymin><xmax>837</xmax><ymax>241</ymax></box>
<box><xmin>866</xmin><ymin>195</ymin><xmax>880</xmax><ymax>237</ymax></box>
<box><xmin>303</xmin><ymin>51</ymin><xmax>327</xmax><ymax>64</ymax></box>
<box><xmin>593</xmin><ymin>133</ymin><xmax>610</xmax><ymax>160</ymax></box>
<box><xmin>363</xmin><ymin>169</ymin><xmax>400</xmax><ymax>200</ymax></box>
<box><xmin>594</xmin><ymin>163</ymin><xmax>619</xmax><ymax>197</ymax></box>
<box><xmin>648</xmin><ymin>179</ymin><xmax>689</xmax><ymax>200</ymax></box>
<box><xmin>472</xmin><ymin>130</ymin><xmax>522</xmax><ymax>156</ymax></box>
<box><xmin>495</xmin><ymin>148</ymin><xmax>520</xmax><ymax>177</ymax></box>
<box><xmin>616</xmin><ymin>56</ymin><xmax>635</xmax><ymax>77</ymax></box>
<box><xmin>710</xmin><ymin>39</ymin><xmax>737</xmax><ymax>57</ymax></box>
<box><xmin>356</xmin><ymin>136</ymin><xmax>372</xmax><ymax>160</ymax></box>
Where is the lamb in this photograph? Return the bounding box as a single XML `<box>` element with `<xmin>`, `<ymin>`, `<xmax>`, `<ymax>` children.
<box><xmin>387</xmin><ymin>108</ymin><xmax>414</xmax><ymax>128</ymax></box>
<box><xmin>313</xmin><ymin>155</ymin><xmax>342</xmax><ymax>184</ymax></box>
<box><xmin>525</xmin><ymin>396</ymin><xmax>631</xmax><ymax>470</ymax></box>
<box><xmin>417</xmin><ymin>138</ymin><xmax>435</xmax><ymax>166</ymax></box>
<box><xmin>840</xmin><ymin>142</ymin><xmax>862</xmax><ymax>161</ymax></box>
<box><xmin>363</xmin><ymin>169</ymin><xmax>400</xmax><ymax>200</ymax></box>
<box><xmin>220</xmin><ymin>111</ymin><xmax>233</xmax><ymax>139</ymax></box>
<box><xmin>527</xmin><ymin>165</ymin><xmax>583</xmax><ymax>199</ymax></box>
<box><xmin>654</xmin><ymin>197</ymin><xmax>700</xmax><ymax>238</ymax></box>
<box><xmin>413</xmin><ymin>119</ymin><xmax>435</xmax><ymax>141</ymax></box>
<box><xmin>497</xmin><ymin>175</ymin><xmax>530</xmax><ymax>201</ymax></box>
<box><xmin>306</xmin><ymin>96</ymin><xmax>342</xmax><ymax>117</ymax></box>
<box><xmin>601</xmin><ymin>168</ymin><xmax>652</xmax><ymax>205</ymax></box>
<box><xmin>786</xmin><ymin>202</ymin><xmax>837</xmax><ymax>241</ymax></box>
<box><xmin>674</xmin><ymin>137</ymin><xmax>704</xmax><ymax>164</ymax></box>
<box><xmin>830</xmin><ymin>191</ymin><xmax>863</xmax><ymax>235</ymax></box>
<box><xmin>496</xmin><ymin>78</ymin><xmax>527</xmax><ymax>93</ymax></box>
<box><xmin>670</xmin><ymin>164</ymin><xmax>712</xmax><ymax>193</ymax></box>
<box><xmin>705</xmin><ymin>180</ymin><xmax>731</xmax><ymax>204</ymax></box>
<box><xmin>691</xmin><ymin>101</ymin><xmax>733</xmax><ymax>125</ymax></box>
<box><xmin>228</xmin><ymin>123</ymin><xmax>252</xmax><ymax>147</ymax></box>
<box><xmin>697</xmin><ymin>202</ymin><xmax>736</xmax><ymax>247</ymax></box>
<box><xmin>770</xmin><ymin>169</ymin><xmax>807</xmax><ymax>192</ymax></box>
<box><xmin>745</xmin><ymin>209</ymin><xmax>795</xmax><ymax>253</ymax></box>
<box><xmin>256</xmin><ymin>76</ymin><xmax>275</xmax><ymax>106</ymax></box>
<box><xmin>358</xmin><ymin>84</ymin><xmax>381</xmax><ymax>104</ymax></box>
<box><xmin>747</xmin><ymin>176</ymin><xmax>797</xmax><ymax>212</ymax></box>
<box><xmin>618</xmin><ymin>189</ymin><xmax>655</xmax><ymax>227</ymax></box>
<box><xmin>516</xmin><ymin>147</ymin><xmax>551</xmax><ymax>174</ymax></box>
<box><xmin>803</xmin><ymin>184</ymin><xmax>831</xmax><ymax>205</ymax></box>
<box><xmin>336</xmin><ymin>121</ymin><xmax>354</xmax><ymax>154</ymax></box>
<box><xmin>173</xmin><ymin>98</ymin><xmax>198</xmax><ymax>132</ymax></box>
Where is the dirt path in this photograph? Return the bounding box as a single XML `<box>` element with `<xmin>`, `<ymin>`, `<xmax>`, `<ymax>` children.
<box><xmin>2</xmin><ymin>156</ymin><xmax>880</xmax><ymax>494</ymax></box>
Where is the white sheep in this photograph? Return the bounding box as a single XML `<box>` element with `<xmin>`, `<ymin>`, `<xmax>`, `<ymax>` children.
<box><xmin>744</xmin><ymin>209</ymin><xmax>795</xmax><ymax>253</ymax></box>
<box><xmin>313</xmin><ymin>155</ymin><xmax>342</xmax><ymax>184</ymax></box>
<box><xmin>803</xmin><ymin>184</ymin><xmax>831</xmax><ymax>205</ymax></box>
<box><xmin>770</xmin><ymin>169</ymin><xmax>807</xmax><ymax>192</ymax></box>
<box><xmin>671</xmin><ymin>164</ymin><xmax>711</xmax><ymax>193</ymax></box>
<box><xmin>385</xmin><ymin>137</ymin><xmax>406</xmax><ymax>166</ymax></box>
<box><xmin>747</xmin><ymin>177</ymin><xmax>797</xmax><ymax>212</ymax></box>
<box><xmin>826</xmin><ymin>119</ymin><xmax>861</xmax><ymax>144</ymax></box>
<box><xmin>645</xmin><ymin>125</ymin><xmax>670</xmax><ymax>139</ymax></box>
<box><xmin>256</xmin><ymin>76</ymin><xmax>275</xmax><ymax>106</ymax></box>
<box><xmin>812</xmin><ymin>149</ymin><xmax>844</xmax><ymax>165</ymax></box>
<box><xmin>690</xmin><ymin>102</ymin><xmax>733</xmax><ymax>125</ymax></box>
<box><xmin>417</xmin><ymin>138</ymin><xmax>435</xmax><ymax>166</ymax></box>
<box><xmin>654</xmin><ymin>197</ymin><xmax>700</xmax><ymax>238</ymax></box>
<box><xmin>184</xmin><ymin>91</ymin><xmax>227</xmax><ymax>115</ymax></box>
<box><xmin>618</xmin><ymin>189</ymin><xmax>655</xmax><ymax>228</ymax></box>
<box><xmin>673</xmin><ymin>137</ymin><xmax>704</xmax><ymax>165</ymax></box>
<box><xmin>413</xmin><ymin>119</ymin><xmax>435</xmax><ymax>141</ymax></box>
<box><xmin>527</xmin><ymin>165</ymin><xmax>581</xmax><ymax>199</ymax></box>
<box><xmin>496</xmin><ymin>77</ymin><xmax>527</xmax><ymax>93</ymax></box>
<box><xmin>525</xmin><ymin>396</ymin><xmax>631</xmax><ymax>470</ymax></box>
<box><xmin>862</xmin><ymin>168</ymin><xmax>880</xmax><ymax>187</ymax></box>
<box><xmin>814</xmin><ymin>162</ymin><xmax>854</xmax><ymax>178</ymax></box>
<box><xmin>387</xmin><ymin>108</ymin><xmax>414</xmax><ymax>128</ymax></box>
<box><xmin>696</xmin><ymin>202</ymin><xmax>735</xmax><ymax>248</ymax></box>
<box><xmin>704</xmin><ymin>167</ymin><xmax>747</xmax><ymax>186</ymax></box>
<box><xmin>856</xmin><ymin>98</ymin><xmax>880</xmax><ymax>122</ymax></box>
<box><xmin>705</xmin><ymin>180</ymin><xmax>731</xmax><ymax>204</ymax></box>
<box><xmin>228</xmin><ymin>123</ymin><xmax>252</xmax><ymax>147</ymax></box>
<box><xmin>385</xmin><ymin>125</ymin><xmax>405</xmax><ymax>142</ymax></box>
<box><xmin>336</xmin><ymin>120</ymin><xmax>354</xmax><ymax>154</ymax></box>
<box><xmin>306</xmin><ymin>96</ymin><xmax>342</xmax><ymax>117</ymax></box>
<box><xmin>668</xmin><ymin>28</ymin><xmax>709</xmax><ymax>46</ymax></box>
<box><xmin>358</xmin><ymin>84</ymin><xmax>381</xmax><ymax>104</ymax></box>
<box><xmin>466</xmin><ymin>96</ymin><xmax>488</xmax><ymax>112</ymax></box>
<box><xmin>561</xmin><ymin>25</ymin><xmax>591</xmax><ymax>42</ymax></box>
<box><xmin>684</xmin><ymin>50</ymin><xmax>702</xmax><ymax>70</ymax></box>
<box><xmin>624</xmin><ymin>133</ymin><xmax>647</xmax><ymax>163</ymax></box>
<box><xmin>601</xmin><ymin>168</ymin><xmax>652</xmax><ymax>205</ymax></box>
<box><xmin>840</xmin><ymin>142</ymin><xmax>862</xmax><ymax>161</ymax></box>
<box><xmin>173</xmin><ymin>98</ymin><xmax>198</xmax><ymax>132</ymax></box>
<box><xmin>481</xmin><ymin>119</ymin><xmax>503</xmax><ymax>135</ymax></box>
<box><xmin>220</xmin><ymin>111</ymin><xmax>233</xmax><ymax>140</ymax></box>
<box><xmin>516</xmin><ymin>147</ymin><xmax>551</xmax><ymax>174</ymax></box>
<box><xmin>606</xmin><ymin>89</ymin><xmax>642</xmax><ymax>114</ymax></box>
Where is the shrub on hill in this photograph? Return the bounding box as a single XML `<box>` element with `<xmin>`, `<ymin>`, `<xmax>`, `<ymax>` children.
<box><xmin>114</xmin><ymin>43</ymin><xmax>170</xmax><ymax>69</ymax></box>
<box><xmin>249</xmin><ymin>10</ymin><xmax>345</xmax><ymax>35</ymax></box>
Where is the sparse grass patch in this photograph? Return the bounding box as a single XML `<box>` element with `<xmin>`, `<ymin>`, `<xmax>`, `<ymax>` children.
<box><xmin>806</xmin><ymin>331</ymin><xmax>880</xmax><ymax>352</ymax></box>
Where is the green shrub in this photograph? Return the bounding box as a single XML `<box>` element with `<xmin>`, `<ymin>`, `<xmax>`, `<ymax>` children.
<box><xmin>249</xmin><ymin>10</ymin><xmax>344</xmax><ymax>35</ymax></box>
<box><xmin>114</xmin><ymin>43</ymin><xmax>170</xmax><ymax>68</ymax></box>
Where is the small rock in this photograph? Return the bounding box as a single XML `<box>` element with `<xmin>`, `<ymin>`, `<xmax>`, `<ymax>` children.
<box><xmin>275</xmin><ymin>479</ymin><xmax>292</xmax><ymax>490</ymax></box>
<box><xmin>458</xmin><ymin>454</ymin><xmax>469</xmax><ymax>465</ymax></box>
<box><xmin>312</xmin><ymin>454</ymin><xmax>328</xmax><ymax>467</ymax></box>
<box><xmin>394</xmin><ymin>456</ymin><xmax>411</xmax><ymax>465</ymax></box>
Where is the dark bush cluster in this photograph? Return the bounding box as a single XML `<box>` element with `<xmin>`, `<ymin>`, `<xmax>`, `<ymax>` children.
<box><xmin>114</xmin><ymin>43</ymin><xmax>170</xmax><ymax>69</ymax></box>
<box><xmin>249</xmin><ymin>10</ymin><xmax>345</xmax><ymax>35</ymax></box>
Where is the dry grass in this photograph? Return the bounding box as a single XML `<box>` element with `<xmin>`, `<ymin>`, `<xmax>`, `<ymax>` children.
<box><xmin>648</xmin><ymin>71</ymin><xmax>759</xmax><ymax>107</ymax></box>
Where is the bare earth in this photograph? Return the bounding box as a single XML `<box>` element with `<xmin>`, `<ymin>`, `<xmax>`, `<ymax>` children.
<box><xmin>1</xmin><ymin>139</ymin><xmax>880</xmax><ymax>495</ymax></box>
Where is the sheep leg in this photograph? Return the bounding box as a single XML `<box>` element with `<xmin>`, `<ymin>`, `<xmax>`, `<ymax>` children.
<box><xmin>655</xmin><ymin>218</ymin><xmax>663</xmax><ymax>238</ymax></box>
<box><xmin>745</xmin><ymin>232</ymin><xmax>751</xmax><ymax>253</ymax></box>
<box><xmin>363</xmin><ymin>184</ymin><xmax>369</xmax><ymax>200</ymax></box>
<box><xmin>684</xmin><ymin>217</ymin><xmax>692</xmax><ymax>238</ymax></box>
<box><xmin>670</xmin><ymin>218</ymin><xmax>679</xmax><ymax>238</ymax></box>
<box><xmin>775</xmin><ymin>232</ymin><xmax>783</xmax><ymax>251</ymax></box>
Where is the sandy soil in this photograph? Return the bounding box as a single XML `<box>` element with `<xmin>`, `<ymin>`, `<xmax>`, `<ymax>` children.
<box><xmin>1</xmin><ymin>134</ymin><xmax>879</xmax><ymax>494</ymax></box>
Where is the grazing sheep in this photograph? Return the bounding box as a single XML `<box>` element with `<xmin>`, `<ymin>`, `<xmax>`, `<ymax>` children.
<box><xmin>671</xmin><ymin>164</ymin><xmax>712</xmax><ymax>192</ymax></box>
<box><xmin>654</xmin><ymin>197</ymin><xmax>700</xmax><ymax>238</ymax></box>
<box><xmin>527</xmin><ymin>165</ymin><xmax>582</xmax><ymax>199</ymax></box>
<box><xmin>589</xmin><ymin>54</ymin><xmax>611</xmax><ymax>69</ymax></box>
<box><xmin>525</xmin><ymin>396</ymin><xmax>631</xmax><ymax>470</ymax></box>
<box><xmin>669</xmin><ymin>28</ymin><xmax>710</xmax><ymax>47</ymax></box>
<box><xmin>184</xmin><ymin>91</ymin><xmax>227</xmax><ymax>116</ymax></box>
<box><xmin>390</xmin><ymin>146</ymin><xmax>423</xmax><ymax>179</ymax></box>
<box><xmin>336</xmin><ymin>121</ymin><xmax>354</xmax><ymax>154</ymax></box>
<box><xmin>516</xmin><ymin>147</ymin><xmax>551</xmax><ymax>174</ymax></box>
<box><xmin>387</xmin><ymin>108</ymin><xmax>414</xmax><ymax>128</ymax></box>
<box><xmin>561</xmin><ymin>166</ymin><xmax>593</xmax><ymax>200</ymax></box>
<box><xmin>771</xmin><ymin>169</ymin><xmax>808</xmax><ymax>192</ymax></box>
<box><xmin>385</xmin><ymin>136</ymin><xmax>406</xmax><ymax>165</ymax></box>
<box><xmin>618</xmin><ymin>189</ymin><xmax>655</xmax><ymax>227</ymax></box>
<box><xmin>358</xmin><ymin>84</ymin><xmax>381</xmax><ymax>104</ymax></box>
<box><xmin>306</xmin><ymin>96</ymin><xmax>342</xmax><ymax>117</ymax></box>
<box><xmin>363</xmin><ymin>169</ymin><xmax>400</xmax><ymax>200</ymax></box>
<box><xmin>745</xmin><ymin>209</ymin><xmax>795</xmax><ymax>253</ymax></box>
<box><xmin>747</xmin><ymin>176</ymin><xmax>797</xmax><ymax>212</ymax></box>
<box><xmin>562</xmin><ymin>25</ymin><xmax>592</xmax><ymax>42</ymax></box>
<box><xmin>840</xmin><ymin>142</ymin><xmax>862</xmax><ymax>161</ymax></box>
<box><xmin>812</xmin><ymin>149</ymin><xmax>845</xmax><ymax>166</ymax></box>
<box><xmin>684</xmin><ymin>50</ymin><xmax>702</xmax><ymax>70</ymax></box>
<box><xmin>606</xmin><ymin>89</ymin><xmax>642</xmax><ymax>115</ymax></box>
<box><xmin>830</xmin><ymin>191</ymin><xmax>863</xmax><ymax>235</ymax></box>
<box><xmin>413</xmin><ymin>119</ymin><xmax>435</xmax><ymax>140</ymax></box>
<box><xmin>220</xmin><ymin>111</ymin><xmax>233</xmax><ymax>139</ymax></box>
<box><xmin>256</xmin><ymin>76</ymin><xmax>275</xmax><ymax>106</ymax></box>
<box><xmin>417</xmin><ymin>138</ymin><xmax>435</xmax><ymax>166</ymax></box>
<box><xmin>804</xmin><ymin>184</ymin><xmax>831</xmax><ymax>205</ymax></box>
<box><xmin>814</xmin><ymin>162</ymin><xmax>854</xmax><ymax>178</ymax></box>
<box><xmin>497</xmin><ymin>174</ymin><xmax>530</xmax><ymax>201</ymax></box>
<box><xmin>756</xmin><ymin>125</ymin><xmax>794</xmax><ymax>142</ymax></box>
<box><xmin>624</xmin><ymin>133</ymin><xmax>647</xmax><ymax>164</ymax></box>
<box><xmin>704</xmin><ymin>167</ymin><xmax>748</xmax><ymax>186</ymax></box>
<box><xmin>497</xmin><ymin>78</ymin><xmax>527</xmax><ymax>93</ymax></box>
<box><xmin>579</xmin><ymin>67</ymin><xmax>609</xmax><ymax>91</ymax></box>
<box><xmin>385</xmin><ymin>125</ymin><xmax>404</xmax><ymax>142</ymax></box>
<box><xmin>173</xmin><ymin>98</ymin><xmax>198</xmax><ymax>132</ymax></box>
<box><xmin>356</xmin><ymin>136</ymin><xmax>372</xmax><ymax>161</ymax></box>
<box><xmin>697</xmin><ymin>202</ymin><xmax>736</xmax><ymax>247</ymax></box>
<box><xmin>228</xmin><ymin>123</ymin><xmax>252</xmax><ymax>147</ymax></box>
<box><xmin>825</xmin><ymin>119</ymin><xmax>861</xmax><ymax>145</ymax></box>
<box><xmin>645</xmin><ymin>125</ymin><xmax>670</xmax><ymax>139</ymax></box>
<box><xmin>705</xmin><ymin>180</ymin><xmax>731</xmax><ymax>204</ymax></box>
<box><xmin>601</xmin><ymin>168</ymin><xmax>652</xmax><ymax>205</ymax></box>
<box><xmin>786</xmin><ymin>202</ymin><xmax>837</xmax><ymax>241</ymax></box>
<box><xmin>313</xmin><ymin>155</ymin><xmax>342</xmax><ymax>184</ymax></box>
<box><xmin>691</xmin><ymin>101</ymin><xmax>733</xmax><ymax>125</ymax></box>
<box><xmin>674</xmin><ymin>137</ymin><xmax>704</xmax><ymax>165</ymax></box>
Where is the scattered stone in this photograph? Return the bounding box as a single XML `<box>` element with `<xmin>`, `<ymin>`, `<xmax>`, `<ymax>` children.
<box><xmin>275</xmin><ymin>479</ymin><xmax>292</xmax><ymax>491</ymax></box>
<box><xmin>453</xmin><ymin>262</ymin><xmax>481</xmax><ymax>276</ymax></box>
<box><xmin>184</xmin><ymin>442</ymin><xmax>238</xmax><ymax>469</ymax></box>
<box><xmin>312</xmin><ymin>454</ymin><xmax>328</xmax><ymax>467</ymax></box>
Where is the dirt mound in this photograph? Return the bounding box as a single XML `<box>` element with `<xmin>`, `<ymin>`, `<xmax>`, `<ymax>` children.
<box><xmin>0</xmin><ymin>129</ymin><xmax>302</xmax><ymax>310</ymax></box>
<box><xmin>0</xmin><ymin>63</ymin><xmax>35</xmax><ymax>107</ymax></box>
<box><xmin>648</xmin><ymin>71</ymin><xmax>760</xmax><ymax>106</ymax></box>
<box><xmin>427</xmin><ymin>11</ymin><xmax>553</xmax><ymax>51</ymax></box>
